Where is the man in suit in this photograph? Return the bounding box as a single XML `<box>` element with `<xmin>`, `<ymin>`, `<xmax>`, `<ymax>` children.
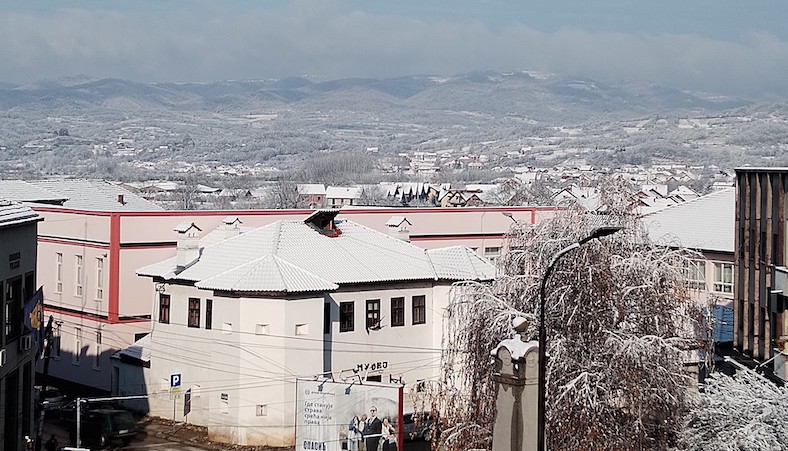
<box><xmin>364</xmin><ymin>406</ymin><xmax>383</xmax><ymax>451</ymax></box>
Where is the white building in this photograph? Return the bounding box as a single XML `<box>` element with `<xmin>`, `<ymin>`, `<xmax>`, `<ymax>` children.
<box><xmin>121</xmin><ymin>210</ymin><xmax>495</xmax><ymax>446</ymax></box>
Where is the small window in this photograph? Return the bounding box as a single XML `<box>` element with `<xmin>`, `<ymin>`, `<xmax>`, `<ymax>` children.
<box><xmin>256</xmin><ymin>404</ymin><xmax>268</xmax><ymax>416</ymax></box>
<box><xmin>256</xmin><ymin>324</ymin><xmax>270</xmax><ymax>335</ymax></box>
<box><xmin>205</xmin><ymin>299</ymin><xmax>213</xmax><ymax>330</ymax></box>
<box><xmin>366</xmin><ymin>299</ymin><xmax>381</xmax><ymax>329</ymax></box>
<box><xmin>682</xmin><ymin>259</ymin><xmax>706</xmax><ymax>290</ymax></box>
<box><xmin>324</xmin><ymin>302</ymin><xmax>331</xmax><ymax>334</ymax></box>
<box><xmin>221</xmin><ymin>393</ymin><xmax>229</xmax><ymax>414</ymax></box>
<box><xmin>713</xmin><ymin>262</ymin><xmax>734</xmax><ymax>293</ymax></box>
<box><xmin>73</xmin><ymin>327</ymin><xmax>81</xmax><ymax>365</ymax></box>
<box><xmin>54</xmin><ymin>324</ymin><xmax>62</xmax><ymax>359</ymax></box>
<box><xmin>484</xmin><ymin>247</ymin><xmax>501</xmax><ymax>264</ymax></box>
<box><xmin>412</xmin><ymin>295</ymin><xmax>426</xmax><ymax>325</ymax></box>
<box><xmin>158</xmin><ymin>294</ymin><xmax>170</xmax><ymax>324</ymax></box>
<box><xmin>295</xmin><ymin>323</ymin><xmax>309</xmax><ymax>335</ymax></box>
<box><xmin>188</xmin><ymin>298</ymin><xmax>200</xmax><ymax>328</ymax></box>
<box><xmin>75</xmin><ymin>255</ymin><xmax>84</xmax><ymax>296</ymax></box>
<box><xmin>391</xmin><ymin>297</ymin><xmax>405</xmax><ymax>327</ymax></box>
<box><xmin>55</xmin><ymin>253</ymin><xmax>63</xmax><ymax>293</ymax></box>
<box><xmin>96</xmin><ymin>258</ymin><xmax>104</xmax><ymax>300</ymax></box>
<box><xmin>94</xmin><ymin>331</ymin><xmax>102</xmax><ymax>369</ymax></box>
<box><xmin>340</xmin><ymin>302</ymin><xmax>354</xmax><ymax>332</ymax></box>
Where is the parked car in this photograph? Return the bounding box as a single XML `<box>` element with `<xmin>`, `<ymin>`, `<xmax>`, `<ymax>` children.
<box><xmin>402</xmin><ymin>411</ymin><xmax>437</xmax><ymax>442</ymax></box>
<box><xmin>34</xmin><ymin>386</ymin><xmax>68</xmax><ymax>412</ymax></box>
<box><xmin>58</xmin><ymin>399</ymin><xmax>118</xmax><ymax>423</ymax></box>
<box><xmin>66</xmin><ymin>408</ymin><xmax>138</xmax><ymax>448</ymax></box>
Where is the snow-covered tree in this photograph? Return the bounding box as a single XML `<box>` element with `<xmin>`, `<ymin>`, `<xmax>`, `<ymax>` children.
<box><xmin>415</xmin><ymin>178</ymin><xmax>702</xmax><ymax>451</ymax></box>
<box><xmin>681</xmin><ymin>364</ymin><xmax>788</xmax><ymax>451</ymax></box>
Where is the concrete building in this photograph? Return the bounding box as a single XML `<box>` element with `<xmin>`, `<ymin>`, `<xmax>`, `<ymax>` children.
<box><xmin>0</xmin><ymin>199</ymin><xmax>42</xmax><ymax>450</ymax></box>
<box><xmin>121</xmin><ymin>210</ymin><xmax>496</xmax><ymax>446</ymax></box>
<box><xmin>733</xmin><ymin>168</ymin><xmax>788</xmax><ymax>377</ymax></box>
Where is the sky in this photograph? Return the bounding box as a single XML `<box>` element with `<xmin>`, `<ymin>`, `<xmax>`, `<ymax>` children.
<box><xmin>1</xmin><ymin>0</ymin><xmax>787</xmax><ymax>97</ymax></box>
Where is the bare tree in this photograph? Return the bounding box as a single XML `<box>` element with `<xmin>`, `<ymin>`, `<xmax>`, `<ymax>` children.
<box><xmin>415</xmin><ymin>178</ymin><xmax>700</xmax><ymax>451</ymax></box>
<box><xmin>261</xmin><ymin>179</ymin><xmax>307</xmax><ymax>209</ymax></box>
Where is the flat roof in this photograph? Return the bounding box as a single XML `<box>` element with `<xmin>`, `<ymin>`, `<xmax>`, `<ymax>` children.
<box><xmin>734</xmin><ymin>167</ymin><xmax>788</xmax><ymax>173</ymax></box>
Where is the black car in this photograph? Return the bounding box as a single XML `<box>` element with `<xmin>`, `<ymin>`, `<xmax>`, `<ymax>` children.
<box><xmin>66</xmin><ymin>408</ymin><xmax>138</xmax><ymax>448</ymax></box>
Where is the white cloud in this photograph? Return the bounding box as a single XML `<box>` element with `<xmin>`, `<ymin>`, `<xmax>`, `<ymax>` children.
<box><xmin>0</xmin><ymin>3</ymin><xmax>786</xmax><ymax>97</ymax></box>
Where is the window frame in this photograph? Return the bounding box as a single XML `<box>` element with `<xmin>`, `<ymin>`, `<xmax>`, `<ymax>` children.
<box><xmin>682</xmin><ymin>259</ymin><xmax>706</xmax><ymax>290</ymax></box>
<box><xmin>339</xmin><ymin>301</ymin><xmax>354</xmax><ymax>332</ymax></box>
<box><xmin>55</xmin><ymin>253</ymin><xmax>63</xmax><ymax>293</ymax></box>
<box><xmin>188</xmin><ymin>298</ymin><xmax>201</xmax><ymax>328</ymax></box>
<box><xmin>366</xmin><ymin>299</ymin><xmax>381</xmax><ymax>329</ymax></box>
<box><xmin>158</xmin><ymin>294</ymin><xmax>171</xmax><ymax>324</ymax></box>
<box><xmin>713</xmin><ymin>262</ymin><xmax>734</xmax><ymax>293</ymax></box>
<box><xmin>391</xmin><ymin>297</ymin><xmax>405</xmax><ymax>327</ymax></box>
<box><xmin>95</xmin><ymin>257</ymin><xmax>104</xmax><ymax>301</ymax></box>
<box><xmin>412</xmin><ymin>295</ymin><xmax>426</xmax><ymax>325</ymax></box>
<box><xmin>205</xmin><ymin>299</ymin><xmax>213</xmax><ymax>330</ymax></box>
<box><xmin>75</xmin><ymin>255</ymin><xmax>84</xmax><ymax>296</ymax></box>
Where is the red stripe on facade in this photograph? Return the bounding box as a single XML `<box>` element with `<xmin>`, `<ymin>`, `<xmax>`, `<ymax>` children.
<box><xmin>409</xmin><ymin>234</ymin><xmax>505</xmax><ymax>241</ymax></box>
<box><xmin>109</xmin><ymin>214</ymin><xmax>121</xmax><ymax>323</ymax></box>
<box><xmin>42</xmin><ymin>306</ymin><xmax>149</xmax><ymax>324</ymax></box>
<box><xmin>38</xmin><ymin>237</ymin><xmax>110</xmax><ymax>249</ymax></box>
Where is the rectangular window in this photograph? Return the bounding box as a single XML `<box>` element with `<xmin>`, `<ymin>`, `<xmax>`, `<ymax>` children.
<box><xmin>256</xmin><ymin>404</ymin><xmax>268</xmax><ymax>416</ymax></box>
<box><xmin>158</xmin><ymin>294</ymin><xmax>170</xmax><ymax>324</ymax></box>
<box><xmin>94</xmin><ymin>331</ymin><xmax>102</xmax><ymax>369</ymax></box>
<box><xmin>366</xmin><ymin>299</ymin><xmax>381</xmax><ymax>329</ymax></box>
<box><xmin>220</xmin><ymin>393</ymin><xmax>229</xmax><ymax>414</ymax></box>
<box><xmin>714</xmin><ymin>262</ymin><xmax>734</xmax><ymax>293</ymax></box>
<box><xmin>391</xmin><ymin>297</ymin><xmax>405</xmax><ymax>327</ymax></box>
<box><xmin>5</xmin><ymin>277</ymin><xmax>22</xmax><ymax>338</ymax></box>
<box><xmin>55</xmin><ymin>253</ymin><xmax>63</xmax><ymax>293</ymax></box>
<box><xmin>9</xmin><ymin>251</ymin><xmax>20</xmax><ymax>270</ymax></box>
<box><xmin>484</xmin><ymin>247</ymin><xmax>501</xmax><ymax>264</ymax></box>
<box><xmin>54</xmin><ymin>324</ymin><xmax>61</xmax><ymax>359</ymax></box>
<box><xmin>295</xmin><ymin>323</ymin><xmax>309</xmax><ymax>335</ymax></box>
<box><xmin>73</xmin><ymin>327</ymin><xmax>81</xmax><ymax>364</ymax></box>
<box><xmin>75</xmin><ymin>255</ymin><xmax>83</xmax><ymax>296</ymax></box>
<box><xmin>339</xmin><ymin>302</ymin><xmax>354</xmax><ymax>332</ymax></box>
<box><xmin>682</xmin><ymin>259</ymin><xmax>706</xmax><ymax>290</ymax></box>
<box><xmin>95</xmin><ymin>258</ymin><xmax>104</xmax><ymax>300</ymax></box>
<box><xmin>188</xmin><ymin>298</ymin><xmax>200</xmax><ymax>328</ymax></box>
<box><xmin>412</xmin><ymin>295</ymin><xmax>426</xmax><ymax>325</ymax></box>
<box><xmin>255</xmin><ymin>324</ymin><xmax>270</xmax><ymax>335</ymax></box>
<box><xmin>323</xmin><ymin>302</ymin><xmax>331</xmax><ymax>334</ymax></box>
<box><xmin>205</xmin><ymin>299</ymin><xmax>213</xmax><ymax>330</ymax></box>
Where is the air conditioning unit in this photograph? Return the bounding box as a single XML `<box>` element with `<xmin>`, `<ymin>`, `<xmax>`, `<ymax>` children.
<box><xmin>0</xmin><ymin>349</ymin><xmax>5</xmax><ymax>366</ymax></box>
<box><xmin>18</xmin><ymin>334</ymin><xmax>33</xmax><ymax>352</ymax></box>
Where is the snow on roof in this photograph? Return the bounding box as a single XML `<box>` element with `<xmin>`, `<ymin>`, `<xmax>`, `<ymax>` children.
<box><xmin>325</xmin><ymin>186</ymin><xmax>362</xmax><ymax>199</ymax></box>
<box><xmin>642</xmin><ymin>188</ymin><xmax>734</xmax><ymax>253</ymax></box>
<box><xmin>26</xmin><ymin>179</ymin><xmax>163</xmax><ymax>212</ymax></box>
<box><xmin>385</xmin><ymin>216</ymin><xmax>411</xmax><ymax>227</ymax></box>
<box><xmin>114</xmin><ymin>333</ymin><xmax>152</xmax><ymax>363</ymax></box>
<box><xmin>138</xmin><ymin>217</ymin><xmax>495</xmax><ymax>293</ymax></box>
<box><xmin>0</xmin><ymin>180</ymin><xmax>68</xmax><ymax>204</ymax></box>
<box><xmin>0</xmin><ymin>199</ymin><xmax>41</xmax><ymax>228</ymax></box>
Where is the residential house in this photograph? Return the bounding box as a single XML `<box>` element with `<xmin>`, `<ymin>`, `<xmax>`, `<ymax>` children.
<box><xmin>325</xmin><ymin>187</ymin><xmax>362</xmax><ymax>207</ymax></box>
<box><xmin>0</xmin><ymin>200</ymin><xmax>42</xmax><ymax>450</ymax></box>
<box><xmin>124</xmin><ymin>210</ymin><xmax>496</xmax><ymax>446</ymax></box>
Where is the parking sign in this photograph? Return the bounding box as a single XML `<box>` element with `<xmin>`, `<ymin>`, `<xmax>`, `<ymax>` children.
<box><xmin>170</xmin><ymin>373</ymin><xmax>182</xmax><ymax>388</ymax></box>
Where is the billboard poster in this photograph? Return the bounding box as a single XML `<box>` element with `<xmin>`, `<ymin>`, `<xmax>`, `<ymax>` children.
<box><xmin>295</xmin><ymin>378</ymin><xmax>404</xmax><ymax>451</ymax></box>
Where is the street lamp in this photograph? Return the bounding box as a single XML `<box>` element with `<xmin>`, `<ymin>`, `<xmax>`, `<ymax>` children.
<box><xmin>536</xmin><ymin>226</ymin><xmax>623</xmax><ymax>451</ymax></box>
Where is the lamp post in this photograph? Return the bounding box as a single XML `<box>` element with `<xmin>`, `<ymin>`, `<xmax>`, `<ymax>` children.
<box><xmin>536</xmin><ymin>226</ymin><xmax>623</xmax><ymax>451</ymax></box>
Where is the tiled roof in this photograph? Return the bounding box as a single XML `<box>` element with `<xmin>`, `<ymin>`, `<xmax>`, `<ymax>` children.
<box><xmin>427</xmin><ymin>246</ymin><xmax>497</xmax><ymax>281</ymax></box>
<box><xmin>27</xmin><ymin>179</ymin><xmax>163</xmax><ymax>211</ymax></box>
<box><xmin>0</xmin><ymin>180</ymin><xmax>67</xmax><ymax>204</ymax></box>
<box><xmin>642</xmin><ymin>188</ymin><xmax>734</xmax><ymax>253</ymax></box>
<box><xmin>139</xmin><ymin>218</ymin><xmax>495</xmax><ymax>293</ymax></box>
<box><xmin>0</xmin><ymin>200</ymin><xmax>41</xmax><ymax>228</ymax></box>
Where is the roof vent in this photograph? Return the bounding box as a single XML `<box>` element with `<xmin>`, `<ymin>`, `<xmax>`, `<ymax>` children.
<box><xmin>304</xmin><ymin>209</ymin><xmax>341</xmax><ymax>237</ymax></box>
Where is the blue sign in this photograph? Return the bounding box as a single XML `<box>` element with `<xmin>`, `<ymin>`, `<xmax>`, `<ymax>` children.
<box><xmin>170</xmin><ymin>373</ymin><xmax>182</xmax><ymax>388</ymax></box>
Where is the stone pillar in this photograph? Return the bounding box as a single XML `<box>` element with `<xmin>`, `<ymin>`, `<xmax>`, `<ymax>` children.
<box><xmin>490</xmin><ymin>326</ymin><xmax>540</xmax><ymax>451</ymax></box>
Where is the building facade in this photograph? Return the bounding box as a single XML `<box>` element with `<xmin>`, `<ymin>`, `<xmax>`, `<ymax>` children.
<box><xmin>0</xmin><ymin>200</ymin><xmax>41</xmax><ymax>450</ymax></box>
<box><xmin>119</xmin><ymin>211</ymin><xmax>495</xmax><ymax>446</ymax></box>
<box><xmin>734</xmin><ymin>168</ymin><xmax>788</xmax><ymax>372</ymax></box>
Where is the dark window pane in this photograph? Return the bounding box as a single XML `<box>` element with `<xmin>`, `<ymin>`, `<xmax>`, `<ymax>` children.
<box><xmin>205</xmin><ymin>299</ymin><xmax>213</xmax><ymax>330</ymax></box>
<box><xmin>188</xmin><ymin>298</ymin><xmax>200</xmax><ymax>328</ymax></box>
<box><xmin>340</xmin><ymin>302</ymin><xmax>354</xmax><ymax>332</ymax></box>
<box><xmin>391</xmin><ymin>297</ymin><xmax>405</xmax><ymax>327</ymax></box>
<box><xmin>158</xmin><ymin>294</ymin><xmax>170</xmax><ymax>324</ymax></box>
<box><xmin>412</xmin><ymin>295</ymin><xmax>426</xmax><ymax>325</ymax></box>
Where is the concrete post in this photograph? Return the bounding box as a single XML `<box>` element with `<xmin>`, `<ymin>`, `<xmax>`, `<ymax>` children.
<box><xmin>490</xmin><ymin>321</ymin><xmax>540</xmax><ymax>451</ymax></box>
